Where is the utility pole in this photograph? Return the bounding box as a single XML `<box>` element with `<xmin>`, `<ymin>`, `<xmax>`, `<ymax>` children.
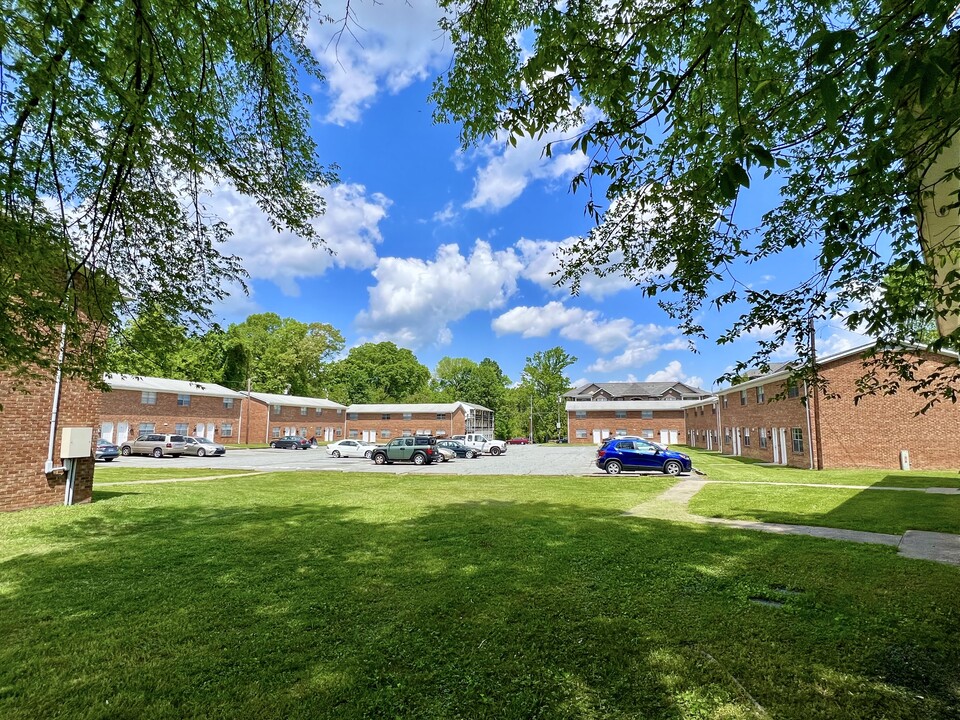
<box><xmin>808</xmin><ymin>317</ymin><xmax>823</xmax><ymax>470</ymax></box>
<box><xmin>529</xmin><ymin>392</ymin><xmax>534</xmax><ymax>442</ymax></box>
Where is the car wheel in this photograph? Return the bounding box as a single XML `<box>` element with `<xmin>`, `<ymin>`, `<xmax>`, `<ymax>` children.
<box><xmin>605</xmin><ymin>460</ymin><xmax>622</xmax><ymax>475</ymax></box>
<box><xmin>270</xmin><ymin>442</ymin><xmax>278</xmax><ymax>448</ymax></box>
<box><xmin>197</xmin><ymin>448</ymin><xmax>206</xmax><ymax>457</ymax></box>
<box><xmin>332</xmin><ymin>450</ymin><xmax>341</xmax><ymax>458</ymax></box>
<box><xmin>471</xmin><ymin>451</ymin><xmax>479</xmax><ymax>459</ymax></box>
<box><xmin>663</xmin><ymin>460</ymin><xmax>683</xmax><ymax>476</ymax></box>
<box><xmin>152</xmin><ymin>447</ymin><xmax>163</xmax><ymax>458</ymax></box>
<box><xmin>373</xmin><ymin>453</ymin><xmax>387</xmax><ymax>465</ymax></box>
<box><xmin>121</xmin><ymin>446</ymin><xmax>131</xmax><ymax>456</ymax></box>
<box><xmin>364</xmin><ymin>450</ymin><xmax>372</xmax><ymax>459</ymax></box>
<box><xmin>413</xmin><ymin>453</ymin><xmax>426</xmax><ymax>465</ymax></box>
<box><xmin>490</xmin><ymin>446</ymin><xmax>502</xmax><ymax>456</ymax></box>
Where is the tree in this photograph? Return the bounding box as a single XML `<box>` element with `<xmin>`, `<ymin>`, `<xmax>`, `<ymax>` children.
<box><xmin>431</xmin><ymin>356</ymin><xmax>511</xmax><ymax>409</ymax></box>
<box><xmin>106</xmin><ymin>309</ymin><xmax>226</xmax><ymax>382</ymax></box>
<box><xmin>2</xmin><ymin>0</ymin><xmax>335</xmax><ymax>385</ymax></box>
<box><xmin>432</xmin><ymin>0</ymin><xmax>960</xmax><ymax>403</ymax></box>
<box><xmin>324</xmin><ymin>342</ymin><xmax>431</xmax><ymax>403</ymax></box>
<box><xmin>519</xmin><ymin>347</ymin><xmax>576</xmax><ymax>442</ymax></box>
<box><xmin>224</xmin><ymin>313</ymin><xmax>344</xmax><ymax>395</ymax></box>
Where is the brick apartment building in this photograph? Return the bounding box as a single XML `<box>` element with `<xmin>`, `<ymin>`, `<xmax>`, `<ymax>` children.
<box><xmin>101</xmin><ymin>374</ymin><xmax>245</xmax><ymax>444</ymax></box>
<box><xmin>563</xmin><ymin>381</ymin><xmax>713</xmax><ymax>445</ymax></box>
<box><xmin>565</xmin><ymin>400</ymin><xmax>703</xmax><ymax>445</ymax></box>
<box><xmin>1</xmin><ymin>370</ymin><xmax>101</xmax><ymax>511</ymax></box>
<box><xmin>684</xmin><ymin>343</ymin><xmax>960</xmax><ymax>470</ymax></box>
<box><xmin>344</xmin><ymin>402</ymin><xmax>495</xmax><ymax>443</ymax></box>
<box><xmin>244</xmin><ymin>392</ymin><xmax>346</xmax><ymax>444</ymax></box>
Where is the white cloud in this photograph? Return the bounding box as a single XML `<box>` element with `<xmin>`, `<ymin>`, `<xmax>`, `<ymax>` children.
<box><xmin>516</xmin><ymin>237</ymin><xmax>637</xmax><ymax>299</ymax></box>
<box><xmin>464</xmin><ymin>128</ymin><xmax>590</xmax><ymax>211</ymax></box>
<box><xmin>587</xmin><ymin>336</ymin><xmax>688</xmax><ymax>373</ymax></box>
<box><xmin>492</xmin><ymin>301</ymin><xmax>686</xmax><ymax>372</ymax></box>
<box><xmin>644</xmin><ymin>360</ymin><xmax>705</xmax><ymax>389</ymax></box>
<box><xmin>307</xmin><ymin>1</ymin><xmax>449</xmax><ymax>124</ymax></box>
<box><xmin>210</xmin><ymin>183</ymin><xmax>390</xmax><ymax>296</ymax></box>
<box><xmin>432</xmin><ymin>202</ymin><xmax>458</xmax><ymax>225</ymax></box>
<box><xmin>356</xmin><ymin>240</ymin><xmax>524</xmax><ymax>348</ymax></box>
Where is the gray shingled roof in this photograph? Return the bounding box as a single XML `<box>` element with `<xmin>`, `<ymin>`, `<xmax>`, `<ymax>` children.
<box><xmin>249</xmin><ymin>392</ymin><xmax>346</xmax><ymax>409</ymax></box>
<box><xmin>105</xmin><ymin>374</ymin><xmax>245</xmax><ymax>399</ymax></box>
<box><xmin>564</xmin><ymin>381</ymin><xmax>709</xmax><ymax>399</ymax></box>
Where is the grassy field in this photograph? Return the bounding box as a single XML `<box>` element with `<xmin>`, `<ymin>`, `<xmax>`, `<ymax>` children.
<box><xmin>684</xmin><ymin>448</ymin><xmax>960</xmax><ymax>488</ymax></box>
<box><xmin>689</xmin><ymin>483</ymin><xmax>960</xmax><ymax>535</ymax></box>
<box><xmin>2</xmin><ymin>471</ymin><xmax>958</xmax><ymax>719</ymax></box>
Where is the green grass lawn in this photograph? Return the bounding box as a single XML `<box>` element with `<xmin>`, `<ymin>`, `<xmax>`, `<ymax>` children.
<box><xmin>2</xmin><ymin>472</ymin><xmax>958</xmax><ymax>719</ymax></box>
<box><xmin>689</xmin><ymin>483</ymin><xmax>960</xmax><ymax>535</ymax></box>
<box><xmin>683</xmin><ymin>447</ymin><xmax>960</xmax><ymax>488</ymax></box>
<box><xmin>94</xmin><ymin>466</ymin><xmax>259</xmax><ymax>483</ymax></box>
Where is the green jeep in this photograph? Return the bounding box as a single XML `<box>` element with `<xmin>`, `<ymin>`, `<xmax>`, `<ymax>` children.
<box><xmin>371</xmin><ymin>436</ymin><xmax>438</xmax><ymax>465</ymax></box>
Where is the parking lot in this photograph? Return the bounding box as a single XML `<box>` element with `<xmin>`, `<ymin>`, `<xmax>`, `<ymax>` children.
<box><xmin>112</xmin><ymin>443</ymin><xmax>606</xmax><ymax>476</ymax></box>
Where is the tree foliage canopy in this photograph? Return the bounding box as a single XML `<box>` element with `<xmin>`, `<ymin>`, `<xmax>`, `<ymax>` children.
<box><xmin>432</xmin><ymin>0</ymin><xmax>960</xmax><ymax>399</ymax></box>
<box><xmin>323</xmin><ymin>342</ymin><xmax>432</xmax><ymax>404</ymax></box>
<box><xmin>519</xmin><ymin>347</ymin><xmax>576</xmax><ymax>441</ymax></box>
<box><xmin>2</xmin><ymin>0</ymin><xmax>335</xmax><ymax>383</ymax></box>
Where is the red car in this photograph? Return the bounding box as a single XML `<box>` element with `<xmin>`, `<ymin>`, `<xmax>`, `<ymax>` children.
<box><xmin>506</xmin><ymin>437</ymin><xmax>530</xmax><ymax>445</ymax></box>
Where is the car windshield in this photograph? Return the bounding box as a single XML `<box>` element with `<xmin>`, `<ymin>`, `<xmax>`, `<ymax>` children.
<box><xmin>195</xmin><ymin>437</ymin><xmax>213</xmax><ymax>444</ymax></box>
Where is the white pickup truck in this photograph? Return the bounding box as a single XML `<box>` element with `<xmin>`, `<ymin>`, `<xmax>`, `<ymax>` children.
<box><xmin>451</xmin><ymin>433</ymin><xmax>507</xmax><ymax>456</ymax></box>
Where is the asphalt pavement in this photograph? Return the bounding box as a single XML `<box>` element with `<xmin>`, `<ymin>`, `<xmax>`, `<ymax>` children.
<box><xmin>112</xmin><ymin>444</ymin><xmax>608</xmax><ymax>476</ymax></box>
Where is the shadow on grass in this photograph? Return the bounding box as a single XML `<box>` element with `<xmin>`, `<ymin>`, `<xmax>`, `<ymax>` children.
<box><xmin>1</xmin><ymin>497</ymin><xmax>958</xmax><ymax>719</ymax></box>
<box><xmin>692</xmin><ymin>483</ymin><xmax>960</xmax><ymax>536</ymax></box>
<box><xmin>873</xmin><ymin>474</ymin><xmax>960</xmax><ymax>489</ymax></box>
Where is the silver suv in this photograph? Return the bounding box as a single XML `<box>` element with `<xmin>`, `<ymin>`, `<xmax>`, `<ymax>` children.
<box><xmin>120</xmin><ymin>434</ymin><xmax>187</xmax><ymax>458</ymax></box>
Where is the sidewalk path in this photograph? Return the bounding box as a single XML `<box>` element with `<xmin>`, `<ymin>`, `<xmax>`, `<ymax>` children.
<box><xmin>625</xmin><ymin>478</ymin><xmax>960</xmax><ymax>567</ymax></box>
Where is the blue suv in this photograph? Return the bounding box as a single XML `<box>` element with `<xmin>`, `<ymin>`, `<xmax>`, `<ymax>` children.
<box><xmin>596</xmin><ymin>437</ymin><xmax>692</xmax><ymax>475</ymax></box>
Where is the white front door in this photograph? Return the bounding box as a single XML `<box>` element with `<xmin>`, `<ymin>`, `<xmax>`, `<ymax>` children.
<box><xmin>592</xmin><ymin>429</ymin><xmax>601</xmax><ymax>443</ymax></box>
<box><xmin>659</xmin><ymin>429</ymin><xmax>670</xmax><ymax>444</ymax></box>
<box><xmin>195</xmin><ymin>423</ymin><xmax>204</xmax><ymax>438</ymax></box>
<box><xmin>733</xmin><ymin>428</ymin><xmax>742</xmax><ymax>456</ymax></box>
<box><xmin>206</xmin><ymin>423</ymin><xmax>216</xmax><ymax>440</ymax></box>
<box><xmin>706</xmin><ymin>431</ymin><xmax>713</xmax><ymax>450</ymax></box>
<box><xmin>100</xmin><ymin>422</ymin><xmax>114</xmax><ymax>443</ymax></box>
<box><xmin>669</xmin><ymin>430</ymin><xmax>679</xmax><ymax>444</ymax></box>
<box><xmin>779</xmin><ymin>428</ymin><xmax>789</xmax><ymax>465</ymax></box>
<box><xmin>117</xmin><ymin>422</ymin><xmax>129</xmax><ymax>443</ymax></box>
<box><xmin>772</xmin><ymin>428</ymin><xmax>781</xmax><ymax>464</ymax></box>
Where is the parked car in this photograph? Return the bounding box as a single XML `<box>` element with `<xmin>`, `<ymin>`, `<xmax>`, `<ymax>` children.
<box><xmin>183</xmin><ymin>436</ymin><xmax>226</xmax><ymax>457</ymax></box>
<box><xmin>506</xmin><ymin>437</ymin><xmax>530</xmax><ymax>445</ymax></box>
<box><xmin>326</xmin><ymin>439</ymin><xmax>377</xmax><ymax>459</ymax></box>
<box><xmin>450</xmin><ymin>433</ymin><xmax>508</xmax><ymax>456</ymax></box>
<box><xmin>95</xmin><ymin>437</ymin><xmax>120</xmax><ymax>462</ymax></box>
<box><xmin>435</xmin><ymin>446</ymin><xmax>456</xmax><ymax>462</ymax></box>
<box><xmin>436</xmin><ymin>439</ymin><xmax>480</xmax><ymax>459</ymax></box>
<box><xmin>371</xmin><ymin>436</ymin><xmax>439</xmax><ymax>465</ymax></box>
<box><xmin>270</xmin><ymin>435</ymin><xmax>312</xmax><ymax>450</ymax></box>
<box><xmin>595</xmin><ymin>437</ymin><xmax>691</xmax><ymax>475</ymax></box>
<box><xmin>120</xmin><ymin>434</ymin><xmax>186</xmax><ymax>458</ymax></box>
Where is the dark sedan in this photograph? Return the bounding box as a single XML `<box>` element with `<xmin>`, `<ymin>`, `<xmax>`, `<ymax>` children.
<box><xmin>95</xmin><ymin>437</ymin><xmax>120</xmax><ymax>462</ymax></box>
<box><xmin>436</xmin><ymin>439</ymin><xmax>481</xmax><ymax>459</ymax></box>
<box><xmin>270</xmin><ymin>435</ymin><xmax>312</xmax><ymax>450</ymax></box>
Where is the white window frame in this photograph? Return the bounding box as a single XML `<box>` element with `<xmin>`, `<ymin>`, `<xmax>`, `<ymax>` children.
<box><xmin>141</xmin><ymin>391</ymin><xmax>157</xmax><ymax>405</ymax></box>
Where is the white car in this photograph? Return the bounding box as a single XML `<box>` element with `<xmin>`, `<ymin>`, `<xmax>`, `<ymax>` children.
<box><xmin>326</xmin><ymin>439</ymin><xmax>377</xmax><ymax>459</ymax></box>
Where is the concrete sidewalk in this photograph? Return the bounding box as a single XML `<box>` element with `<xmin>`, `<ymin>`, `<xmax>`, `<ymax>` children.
<box><xmin>625</xmin><ymin>478</ymin><xmax>960</xmax><ymax>567</ymax></box>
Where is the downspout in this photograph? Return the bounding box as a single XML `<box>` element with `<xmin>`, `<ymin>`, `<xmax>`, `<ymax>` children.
<box><xmin>715</xmin><ymin>398</ymin><xmax>722</xmax><ymax>454</ymax></box>
<box><xmin>44</xmin><ymin>321</ymin><xmax>69</xmax><ymax>474</ymax></box>
<box><xmin>803</xmin><ymin>381</ymin><xmax>815</xmax><ymax>470</ymax></box>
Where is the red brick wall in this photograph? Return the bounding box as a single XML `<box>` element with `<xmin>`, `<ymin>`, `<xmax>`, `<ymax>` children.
<box><xmin>684</xmin><ymin>403</ymin><xmax>720</xmax><ymax>449</ymax></box>
<box><xmin>716</xmin><ymin>381</ymin><xmax>814</xmax><ymax>467</ymax></box>
<box><xmin>246</xmin><ymin>399</ymin><xmax>344</xmax><ymax>443</ymax></box>
<box><xmin>818</xmin><ymin>352</ymin><xmax>960</xmax><ymax>470</ymax></box>
<box><xmin>345</xmin><ymin>409</ymin><xmax>466</xmax><ymax>442</ymax></box>
<box><xmin>0</xmin><ymin>372</ymin><xmax>100</xmax><ymax>512</ymax></box>
<box><xmin>100</xmin><ymin>389</ymin><xmax>242</xmax><ymax>443</ymax></box>
<box><xmin>567</xmin><ymin>409</ymin><xmax>687</xmax><ymax>444</ymax></box>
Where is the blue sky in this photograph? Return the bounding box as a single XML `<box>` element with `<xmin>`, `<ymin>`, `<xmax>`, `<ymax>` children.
<box><xmin>207</xmin><ymin>0</ymin><xmax>870</xmax><ymax>390</ymax></box>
